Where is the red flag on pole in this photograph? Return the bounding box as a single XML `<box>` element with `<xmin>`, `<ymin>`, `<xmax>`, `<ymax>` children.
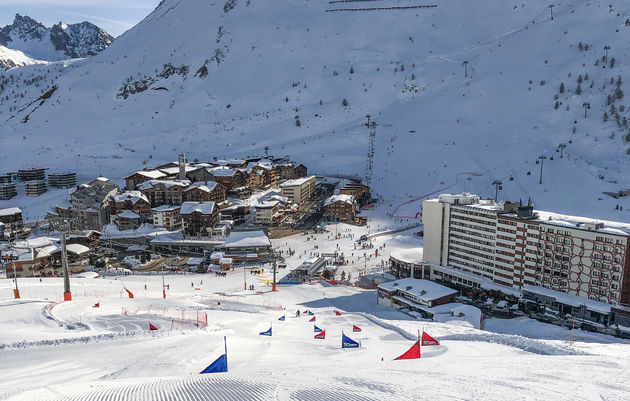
<box><xmin>335</xmin><ymin>310</ymin><xmax>342</xmax><ymax>316</ymax></box>
<box><xmin>421</xmin><ymin>331</ymin><xmax>439</xmax><ymax>346</ymax></box>
<box><xmin>352</xmin><ymin>325</ymin><xmax>361</xmax><ymax>332</ymax></box>
<box><xmin>314</xmin><ymin>330</ymin><xmax>326</xmax><ymax>339</ymax></box>
<box><xmin>303</xmin><ymin>310</ymin><xmax>308</xmax><ymax>314</ymax></box>
<box><xmin>394</xmin><ymin>341</ymin><xmax>420</xmax><ymax>360</ymax></box>
<box><xmin>309</xmin><ymin>316</ymin><xmax>316</xmax><ymax>322</ymax></box>
<box><xmin>93</xmin><ymin>302</ymin><xmax>100</xmax><ymax>308</ymax></box>
<box><xmin>149</xmin><ymin>323</ymin><xmax>158</xmax><ymax>331</ymax></box>
<box><xmin>126</xmin><ymin>289</ymin><xmax>134</xmax><ymax>299</ymax></box>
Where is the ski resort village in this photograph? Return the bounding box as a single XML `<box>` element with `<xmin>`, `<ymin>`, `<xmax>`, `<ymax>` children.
<box><xmin>2</xmin><ymin>0</ymin><xmax>630</xmax><ymax>400</ymax></box>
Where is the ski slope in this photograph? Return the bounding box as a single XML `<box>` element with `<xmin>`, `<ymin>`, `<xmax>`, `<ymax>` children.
<box><xmin>0</xmin><ymin>0</ymin><xmax>630</xmax><ymax>221</ymax></box>
<box><xmin>0</xmin><ymin>255</ymin><xmax>629</xmax><ymax>400</ymax></box>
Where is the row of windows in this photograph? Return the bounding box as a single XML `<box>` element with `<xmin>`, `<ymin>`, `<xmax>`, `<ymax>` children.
<box><xmin>449</xmin><ymin>232</ymin><xmax>494</xmax><ymax>248</ymax></box>
<box><xmin>450</xmin><ymin>244</ymin><xmax>495</xmax><ymax>261</ymax></box>
<box><xmin>450</xmin><ymin>212</ymin><xmax>497</xmax><ymax>228</ymax></box>
<box><xmin>450</xmin><ymin>220</ymin><xmax>496</xmax><ymax>234</ymax></box>
<box><xmin>450</xmin><ymin>226</ymin><xmax>495</xmax><ymax>240</ymax></box>
<box><xmin>450</xmin><ymin>240</ymin><xmax>495</xmax><ymax>255</ymax></box>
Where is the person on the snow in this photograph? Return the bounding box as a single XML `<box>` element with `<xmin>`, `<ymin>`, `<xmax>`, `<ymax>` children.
<box><xmin>296</xmin><ymin>309</ymin><xmax>301</xmax><ymax>317</ymax></box>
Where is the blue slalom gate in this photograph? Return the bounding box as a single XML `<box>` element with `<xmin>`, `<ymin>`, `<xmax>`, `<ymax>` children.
<box><xmin>314</xmin><ymin>325</ymin><xmax>323</xmax><ymax>333</ymax></box>
<box><xmin>260</xmin><ymin>327</ymin><xmax>272</xmax><ymax>336</ymax></box>
<box><xmin>200</xmin><ymin>337</ymin><xmax>228</xmax><ymax>373</ymax></box>
<box><xmin>278</xmin><ymin>315</ymin><xmax>285</xmax><ymax>321</ymax></box>
<box><xmin>342</xmin><ymin>333</ymin><xmax>360</xmax><ymax>349</ymax></box>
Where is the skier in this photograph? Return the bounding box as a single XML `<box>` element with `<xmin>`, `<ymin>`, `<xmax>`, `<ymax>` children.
<box><xmin>296</xmin><ymin>309</ymin><xmax>301</xmax><ymax>317</ymax></box>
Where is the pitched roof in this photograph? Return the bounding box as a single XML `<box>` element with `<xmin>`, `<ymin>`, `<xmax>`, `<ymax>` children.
<box><xmin>133</xmin><ymin>170</ymin><xmax>167</xmax><ymax>179</ymax></box>
<box><xmin>180</xmin><ymin>201</ymin><xmax>216</xmax><ymax>215</ymax></box>
<box><xmin>184</xmin><ymin>181</ymin><xmax>219</xmax><ymax>193</ymax></box>
<box><xmin>324</xmin><ymin>194</ymin><xmax>355</xmax><ymax>206</ymax></box>
<box><xmin>112</xmin><ymin>191</ymin><xmax>149</xmax><ymax>205</ymax></box>
<box><xmin>137</xmin><ymin>180</ymin><xmax>190</xmax><ymax>190</ymax></box>
<box><xmin>117</xmin><ymin>210</ymin><xmax>140</xmax><ymax>219</ymax></box>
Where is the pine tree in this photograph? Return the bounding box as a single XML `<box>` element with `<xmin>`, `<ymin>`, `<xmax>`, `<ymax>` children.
<box><xmin>349</xmin><ymin>66</ymin><xmax>354</xmax><ymax>74</ymax></box>
<box><xmin>342</xmin><ymin>98</ymin><xmax>349</xmax><ymax>107</ymax></box>
<box><xmin>576</xmin><ymin>83</ymin><xmax>582</xmax><ymax>95</ymax></box>
<box><xmin>559</xmin><ymin>82</ymin><xmax>565</xmax><ymax>93</ymax></box>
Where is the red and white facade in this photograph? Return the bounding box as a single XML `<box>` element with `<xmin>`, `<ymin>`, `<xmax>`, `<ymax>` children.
<box><xmin>422</xmin><ymin>193</ymin><xmax>630</xmax><ymax>305</ymax></box>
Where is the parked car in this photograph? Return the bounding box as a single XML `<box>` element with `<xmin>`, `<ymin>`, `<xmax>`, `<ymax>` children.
<box><xmin>617</xmin><ymin>330</ymin><xmax>630</xmax><ymax>339</ymax></box>
<box><xmin>580</xmin><ymin>322</ymin><xmax>598</xmax><ymax>332</ymax></box>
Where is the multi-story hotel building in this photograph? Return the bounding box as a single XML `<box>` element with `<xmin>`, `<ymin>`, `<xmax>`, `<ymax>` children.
<box><xmin>422</xmin><ymin>193</ymin><xmax>630</xmax><ymax>305</ymax></box>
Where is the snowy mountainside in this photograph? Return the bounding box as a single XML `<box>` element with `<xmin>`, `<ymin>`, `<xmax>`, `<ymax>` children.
<box><xmin>0</xmin><ymin>14</ymin><xmax>113</xmax><ymax>61</ymax></box>
<box><xmin>0</xmin><ymin>45</ymin><xmax>43</xmax><ymax>70</ymax></box>
<box><xmin>1</xmin><ymin>0</ymin><xmax>630</xmax><ymax>220</ymax></box>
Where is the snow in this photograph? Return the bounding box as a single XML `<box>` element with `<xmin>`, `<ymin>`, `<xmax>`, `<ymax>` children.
<box><xmin>112</xmin><ymin>191</ymin><xmax>149</xmax><ymax>205</ymax></box>
<box><xmin>523</xmin><ymin>284</ymin><xmax>612</xmax><ymax>314</ymax></box>
<box><xmin>65</xmin><ymin>243</ymin><xmax>90</xmax><ymax>255</ymax></box>
<box><xmin>0</xmin><ymin>45</ymin><xmax>45</xmax><ymax>70</ymax></box>
<box><xmin>138</xmin><ymin>179</ymin><xmax>189</xmax><ymax>190</ymax></box>
<box><xmin>152</xmin><ymin>204</ymin><xmax>180</xmax><ymax>212</ymax></box>
<box><xmin>180</xmin><ymin>201</ymin><xmax>216</xmax><ymax>215</ymax></box>
<box><xmin>223</xmin><ymin>230</ymin><xmax>271</xmax><ymax>248</ymax></box>
<box><xmin>379</xmin><ymin>278</ymin><xmax>458</xmax><ymax>303</ymax></box>
<box><xmin>0</xmin><ymin>1</ymin><xmax>629</xmax><ymax>396</ymax></box>
<box><xmin>186</xmin><ymin>257</ymin><xmax>204</xmax><ymax>266</ymax></box>
<box><xmin>279</xmin><ymin>176</ymin><xmax>316</xmax><ymax>188</ymax></box>
<box><xmin>389</xmin><ymin>248</ymin><xmax>423</xmax><ymax>265</ymax></box>
<box><xmin>117</xmin><ymin>210</ymin><xmax>140</xmax><ymax>219</ymax></box>
<box><xmin>184</xmin><ymin>181</ymin><xmax>218</xmax><ymax>193</ymax></box>
<box><xmin>324</xmin><ymin>194</ymin><xmax>355</xmax><ymax>207</ymax></box>
<box><xmin>0</xmin><ymin>207</ymin><xmax>21</xmax><ymax>216</ymax></box>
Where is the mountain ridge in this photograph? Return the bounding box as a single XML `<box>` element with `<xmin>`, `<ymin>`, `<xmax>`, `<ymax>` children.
<box><xmin>0</xmin><ymin>0</ymin><xmax>629</xmax><ymax>221</ymax></box>
<box><xmin>0</xmin><ymin>14</ymin><xmax>114</xmax><ymax>62</ymax></box>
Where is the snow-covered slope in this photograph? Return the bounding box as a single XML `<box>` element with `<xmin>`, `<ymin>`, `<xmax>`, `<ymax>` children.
<box><xmin>0</xmin><ymin>14</ymin><xmax>113</xmax><ymax>61</ymax></box>
<box><xmin>1</xmin><ymin>0</ymin><xmax>630</xmax><ymax>220</ymax></box>
<box><xmin>0</xmin><ymin>44</ymin><xmax>44</xmax><ymax>70</ymax></box>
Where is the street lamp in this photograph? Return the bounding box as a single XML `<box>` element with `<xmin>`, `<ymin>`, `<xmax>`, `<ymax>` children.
<box><xmin>462</xmin><ymin>61</ymin><xmax>469</xmax><ymax>77</ymax></box>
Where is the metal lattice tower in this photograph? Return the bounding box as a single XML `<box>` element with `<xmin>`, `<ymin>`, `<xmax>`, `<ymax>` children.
<box><xmin>364</xmin><ymin>115</ymin><xmax>376</xmax><ymax>187</ymax></box>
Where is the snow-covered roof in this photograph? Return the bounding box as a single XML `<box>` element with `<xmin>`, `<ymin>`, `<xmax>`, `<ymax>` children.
<box><xmin>184</xmin><ymin>181</ymin><xmax>218</xmax><ymax>193</ymax></box>
<box><xmin>158</xmin><ymin>165</ymin><xmax>196</xmax><ymax>175</ymax></box>
<box><xmin>117</xmin><ymin>210</ymin><xmax>140</xmax><ymax>219</ymax></box>
<box><xmin>389</xmin><ymin>248</ymin><xmax>423</xmax><ymax>265</ymax></box>
<box><xmin>65</xmin><ymin>243</ymin><xmax>90</xmax><ymax>255</ymax></box>
<box><xmin>180</xmin><ymin>201</ymin><xmax>216</xmax><ymax>215</ymax></box>
<box><xmin>0</xmin><ymin>207</ymin><xmax>22</xmax><ymax>216</ymax></box>
<box><xmin>279</xmin><ymin>176</ymin><xmax>315</xmax><ymax>188</ymax></box>
<box><xmin>378</xmin><ymin>278</ymin><xmax>457</xmax><ymax>302</ymax></box>
<box><xmin>152</xmin><ymin>205</ymin><xmax>180</xmax><ymax>212</ymax></box>
<box><xmin>137</xmin><ymin>179</ymin><xmax>190</xmax><ymax>190</ymax></box>
<box><xmin>253</xmin><ymin>200</ymin><xmax>279</xmax><ymax>209</ymax></box>
<box><xmin>224</xmin><ymin>230</ymin><xmax>271</xmax><ymax>248</ymax></box>
<box><xmin>527</xmin><ymin>210</ymin><xmax>630</xmax><ymax>236</ymax></box>
<box><xmin>246</xmin><ymin>162</ymin><xmax>272</xmax><ymax>172</ymax></box>
<box><xmin>209</xmin><ymin>166</ymin><xmax>236</xmax><ymax>177</ymax></box>
<box><xmin>219</xmin><ymin>257</ymin><xmax>233</xmax><ymax>264</ymax></box>
<box><xmin>187</xmin><ymin>257</ymin><xmax>204</xmax><ymax>265</ymax></box>
<box><xmin>324</xmin><ymin>194</ymin><xmax>354</xmax><ymax>207</ymax></box>
<box><xmin>215</xmin><ymin>159</ymin><xmax>246</xmax><ymax>166</ymax></box>
<box><xmin>523</xmin><ymin>284</ymin><xmax>612</xmax><ymax>314</ymax></box>
<box><xmin>112</xmin><ymin>191</ymin><xmax>149</xmax><ymax>205</ymax></box>
<box><xmin>134</xmin><ymin>170</ymin><xmax>167</xmax><ymax>179</ymax></box>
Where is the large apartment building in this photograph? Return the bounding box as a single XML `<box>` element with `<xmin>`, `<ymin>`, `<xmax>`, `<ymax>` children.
<box><xmin>422</xmin><ymin>193</ymin><xmax>630</xmax><ymax>305</ymax></box>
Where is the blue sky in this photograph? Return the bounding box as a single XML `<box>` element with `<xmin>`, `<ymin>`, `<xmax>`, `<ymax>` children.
<box><xmin>0</xmin><ymin>0</ymin><xmax>158</xmax><ymax>37</ymax></box>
